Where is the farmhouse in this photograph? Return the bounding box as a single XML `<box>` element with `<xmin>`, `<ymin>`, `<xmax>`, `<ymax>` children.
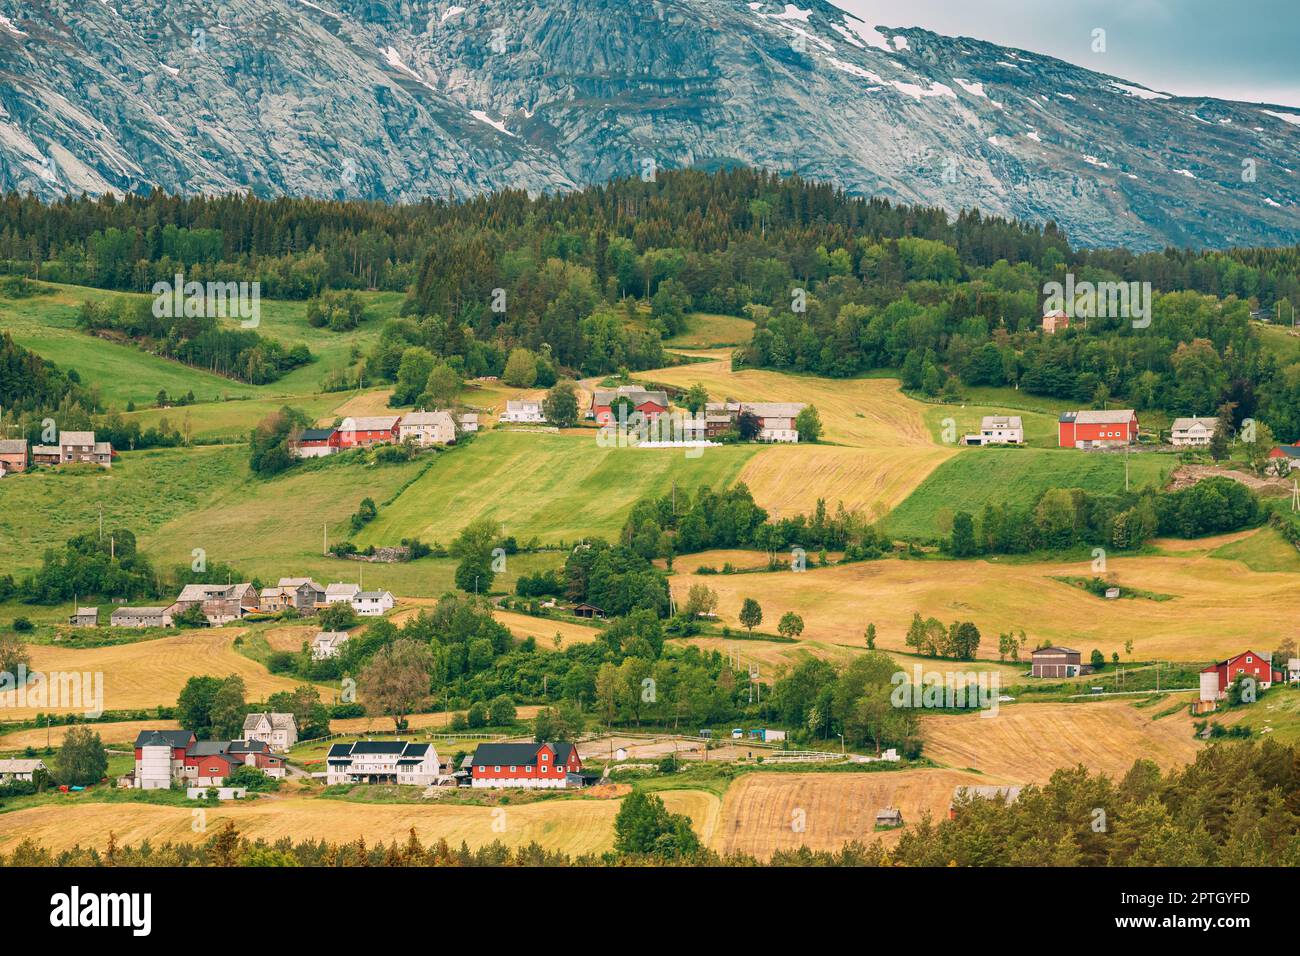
<box><xmin>324</xmin><ymin>582</ymin><xmax>361</xmax><ymax>604</ymax></box>
<box><xmin>1058</xmin><ymin>409</ymin><xmax>1139</xmax><ymax>449</ymax></box>
<box><xmin>326</xmin><ymin>740</ymin><xmax>440</xmax><ymax>785</ymax></box>
<box><xmin>0</xmin><ymin>759</ymin><xmax>46</xmax><ymax>783</ymax></box>
<box><xmin>704</xmin><ymin>401</ymin><xmax>806</xmax><ymax>442</ymax></box>
<box><xmin>182</xmin><ymin>740</ymin><xmax>285</xmax><ymax>785</ymax></box>
<box><xmin>1041</xmin><ymin>310</ymin><xmax>1070</xmax><ymax>334</ymax></box>
<box><xmin>1031</xmin><ymin>646</ymin><xmax>1083</xmax><ymax>678</ymax></box>
<box><xmin>68</xmin><ymin>607</ymin><xmax>98</xmax><ymax>628</ymax></box>
<box><xmin>1169</xmin><ymin>417</ymin><xmax>1218</xmax><ymax>447</ymax></box>
<box><xmin>352</xmin><ymin>590</ymin><xmax>394</xmax><ymax>616</ymax></box>
<box><xmin>53</xmin><ymin>430</ymin><xmax>113</xmax><ymax>467</ymax></box>
<box><xmin>0</xmin><ymin>439</ymin><xmax>28</xmax><ymax>475</ymax></box>
<box><xmin>169</xmin><ymin>582</ymin><xmax>258</xmax><ymax>625</ymax></box>
<box><xmin>458</xmin><ymin>413</ymin><xmax>480</xmax><ymax>433</ymax></box>
<box><xmin>949</xmin><ymin>785</ymin><xmax>1024</xmax><ymax>819</ymax></box>
<box><xmin>278</xmin><ymin>577</ymin><xmax>327</xmax><ymax>611</ymax></box>
<box><xmin>331</xmin><ymin>415</ymin><xmax>401</xmax><ymax>449</ymax></box>
<box><xmin>1289</xmin><ymin>659</ymin><xmax>1300</xmax><ymax>684</ymax></box>
<box><xmin>1199</xmin><ymin>650</ymin><xmax>1283</xmax><ymax>703</ymax></box>
<box><xmin>1267</xmin><ymin>444</ymin><xmax>1300</xmax><ymax>470</ymax></box>
<box><xmin>242</xmin><ymin>712</ymin><xmax>298</xmax><ymax>752</ymax></box>
<box><xmin>311</xmin><ymin>631</ymin><xmax>350</xmax><ymax>660</ymax></box>
<box><xmin>470</xmin><ymin>742</ymin><xmax>583</xmax><ymax>789</ymax></box>
<box><xmin>110</xmin><ymin>606</ymin><xmax>172</xmax><ymax>629</ymax></box>
<box><xmin>132</xmin><ymin>730</ymin><xmax>197</xmax><ymax>789</ymax></box>
<box><xmin>592</xmin><ymin>386</ymin><xmax>671</xmax><ymax>424</ymax></box>
<box><xmin>399</xmin><ymin>410</ymin><xmax>456</xmax><ymax>446</ymax></box>
<box><xmin>259</xmin><ymin>586</ymin><xmax>295</xmax><ymax>613</ymax></box>
<box><xmin>501</xmin><ymin>399</ymin><xmax>545</xmax><ymax>424</ymax></box>
<box><xmin>291</xmin><ymin>427</ymin><xmax>337</xmax><ymax>459</ymax></box>
<box><xmin>964</xmin><ymin>415</ymin><xmax>1024</xmax><ymax>446</ymax></box>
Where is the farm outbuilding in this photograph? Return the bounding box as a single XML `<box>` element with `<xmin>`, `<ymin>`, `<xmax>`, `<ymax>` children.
<box><xmin>875</xmin><ymin>808</ymin><xmax>903</xmax><ymax>828</ymax></box>
<box><xmin>1031</xmin><ymin>647</ymin><xmax>1082</xmax><ymax>678</ymax></box>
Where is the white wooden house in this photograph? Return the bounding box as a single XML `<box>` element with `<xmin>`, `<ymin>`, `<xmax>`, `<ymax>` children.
<box><xmin>311</xmin><ymin>631</ymin><xmax>350</xmax><ymax>660</ymax></box>
<box><xmin>501</xmin><ymin>400</ymin><xmax>545</xmax><ymax>423</ymax></box>
<box><xmin>351</xmin><ymin>591</ymin><xmax>394</xmax><ymax>617</ymax></box>
<box><xmin>1169</xmin><ymin>417</ymin><xmax>1218</xmax><ymax>446</ymax></box>
<box><xmin>242</xmin><ymin>712</ymin><xmax>298</xmax><ymax>752</ymax></box>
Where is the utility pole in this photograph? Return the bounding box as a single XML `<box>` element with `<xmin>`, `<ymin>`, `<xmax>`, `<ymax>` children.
<box><xmin>323</xmin><ymin>521</ymin><xmax>328</xmax><ymax>556</ymax></box>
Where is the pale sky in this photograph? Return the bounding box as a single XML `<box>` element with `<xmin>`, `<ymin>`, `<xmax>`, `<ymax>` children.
<box><xmin>832</xmin><ymin>0</ymin><xmax>1300</xmax><ymax>108</ymax></box>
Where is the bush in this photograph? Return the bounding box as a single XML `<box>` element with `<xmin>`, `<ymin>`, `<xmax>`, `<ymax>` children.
<box><xmin>11</xmin><ymin>617</ymin><xmax>32</xmax><ymax>632</ymax></box>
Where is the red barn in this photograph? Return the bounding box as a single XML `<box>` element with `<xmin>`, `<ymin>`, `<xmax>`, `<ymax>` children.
<box><xmin>1058</xmin><ymin>409</ymin><xmax>1139</xmax><ymax>449</ymax></box>
<box><xmin>470</xmin><ymin>742</ymin><xmax>583</xmax><ymax>789</ymax></box>
<box><xmin>591</xmin><ymin>387</ymin><xmax>670</xmax><ymax>424</ymax></box>
<box><xmin>1200</xmin><ymin>650</ymin><xmax>1283</xmax><ymax>702</ymax></box>
<box><xmin>331</xmin><ymin>415</ymin><xmax>401</xmax><ymax>449</ymax></box>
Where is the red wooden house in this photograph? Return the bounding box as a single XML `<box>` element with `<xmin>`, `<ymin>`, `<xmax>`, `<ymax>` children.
<box><xmin>1058</xmin><ymin>409</ymin><xmax>1139</xmax><ymax>448</ymax></box>
<box><xmin>470</xmin><ymin>742</ymin><xmax>583</xmax><ymax>789</ymax></box>
<box><xmin>591</xmin><ymin>387</ymin><xmax>670</xmax><ymax>424</ymax></box>
<box><xmin>1200</xmin><ymin>650</ymin><xmax>1283</xmax><ymax>703</ymax></box>
<box><xmin>330</xmin><ymin>415</ymin><xmax>401</xmax><ymax>449</ymax></box>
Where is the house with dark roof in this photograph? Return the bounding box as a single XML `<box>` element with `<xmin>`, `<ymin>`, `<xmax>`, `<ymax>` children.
<box><xmin>326</xmin><ymin>740</ymin><xmax>440</xmax><ymax>786</ymax></box>
<box><xmin>291</xmin><ymin>427</ymin><xmax>338</xmax><ymax>459</ymax></box>
<box><xmin>132</xmin><ymin>730</ymin><xmax>198</xmax><ymax>789</ymax></box>
<box><xmin>131</xmin><ymin>730</ymin><xmax>284</xmax><ymax>788</ymax></box>
<box><xmin>470</xmin><ymin>742</ymin><xmax>583</xmax><ymax>789</ymax></box>
<box><xmin>182</xmin><ymin>739</ymin><xmax>285</xmax><ymax>786</ymax></box>
<box><xmin>1031</xmin><ymin>646</ymin><xmax>1083</xmax><ymax>678</ymax></box>
<box><xmin>1268</xmin><ymin>443</ymin><xmax>1300</xmax><ymax>470</ymax></box>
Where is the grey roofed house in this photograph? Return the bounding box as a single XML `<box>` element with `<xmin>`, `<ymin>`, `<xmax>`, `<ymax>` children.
<box><xmin>296</xmin><ymin>428</ymin><xmax>335</xmax><ymax>442</ymax></box>
<box><xmin>593</xmin><ymin>386</ymin><xmax>670</xmax><ymax>407</ymax></box>
<box><xmin>0</xmin><ymin>439</ymin><xmax>27</xmax><ymax>453</ymax></box>
<box><xmin>1060</xmin><ymin>409</ymin><xmax>1136</xmax><ymax>425</ymax></box>
<box><xmin>60</xmin><ymin>430</ymin><xmax>96</xmax><ymax>447</ymax></box>
<box><xmin>243</xmin><ymin>712</ymin><xmax>296</xmax><ymax>733</ymax></box>
<box><xmin>110</xmin><ymin>606</ymin><xmax>170</xmax><ymax>627</ymax></box>
<box><xmin>133</xmin><ymin>729</ymin><xmax>197</xmax><ymax>749</ymax></box>
<box><xmin>875</xmin><ymin>807</ymin><xmax>904</xmax><ymax>827</ymax></box>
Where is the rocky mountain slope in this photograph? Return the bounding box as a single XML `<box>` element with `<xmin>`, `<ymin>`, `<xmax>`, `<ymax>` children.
<box><xmin>1</xmin><ymin>0</ymin><xmax>1297</xmax><ymax>249</ymax></box>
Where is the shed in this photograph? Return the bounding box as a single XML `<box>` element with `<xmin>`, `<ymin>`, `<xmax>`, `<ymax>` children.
<box><xmin>572</xmin><ymin>603</ymin><xmax>605</xmax><ymax>619</ymax></box>
<box><xmin>875</xmin><ymin>807</ymin><xmax>904</xmax><ymax>828</ymax></box>
<box><xmin>1104</xmin><ymin>587</ymin><xmax>1120</xmax><ymax>600</ymax></box>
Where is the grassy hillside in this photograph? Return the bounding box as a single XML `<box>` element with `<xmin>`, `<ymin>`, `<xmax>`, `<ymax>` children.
<box><xmin>0</xmin><ymin>282</ymin><xmax>401</xmax><ymax>411</ymax></box>
<box><xmin>885</xmin><ymin>447</ymin><xmax>1176</xmax><ymax>539</ymax></box>
<box><xmin>920</xmin><ymin>404</ymin><xmax>1060</xmax><ymax>448</ymax></box>
<box><xmin>0</xmin><ymin>445</ymin><xmax>247</xmax><ymax>576</ymax></box>
<box><xmin>356</xmin><ymin>430</ymin><xmax>755</xmax><ymax>547</ymax></box>
<box><xmin>662</xmin><ymin>312</ymin><xmax>755</xmax><ymax>349</ymax></box>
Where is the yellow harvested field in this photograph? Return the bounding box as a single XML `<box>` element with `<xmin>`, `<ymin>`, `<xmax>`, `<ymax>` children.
<box><xmin>491</xmin><ymin>610</ymin><xmax>604</xmax><ymax>648</ymax></box>
<box><xmin>669</xmin><ymin>549</ymin><xmax>1300</xmax><ymax>663</ymax></box>
<box><xmin>922</xmin><ymin>700</ymin><xmax>1204</xmax><ymax>783</ymax></box>
<box><xmin>0</xmin><ymin>630</ymin><xmax>328</xmax><ymax>720</ymax></box>
<box><xmin>0</xmin><ymin>719</ymin><xmax>181</xmax><ymax>751</ymax></box>
<box><xmin>713</xmin><ymin>769</ymin><xmax>985</xmax><ymax>858</ymax></box>
<box><xmin>0</xmin><ymin>790</ymin><xmax>719</xmax><ymax>856</ymax></box>
<box><xmin>329</xmin><ymin>705</ymin><xmax>544</xmax><ymax>735</ymax></box>
<box><xmin>326</xmin><ymin>389</ymin><xmax>398</xmax><ymax>424</ymax></box>
<box><xmin>645</xmin><ymin>350</ymin><xmax>953</xmax><ymax>515</ymax></box>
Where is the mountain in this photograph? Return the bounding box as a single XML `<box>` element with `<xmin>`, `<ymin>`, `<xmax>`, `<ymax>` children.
<box><xmin>1</xmin><ymin>0</ymin><xmax>1297</xmax><ymax>250</ymax></box>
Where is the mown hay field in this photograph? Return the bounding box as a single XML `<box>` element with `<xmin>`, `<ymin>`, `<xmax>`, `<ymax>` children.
<box><xmin>0</xmin><ymin>630</ymin><xmax>329</xmax><ymax>720</ymax></box>
<box><xmin>712</xmin><ymin>769</ymin><xmax>985</xmax><ymax>857</ymax></box>
<box><xmin>643</xmin><ymin>350</ymin><xmax>954</xmax><ymax>516</ymax></box>
<box><xmin>0</xmin><ymin>789</ymin><xmax>720</xmax><ymax>856</ymax></box>
<box><xmin>0</xmin><ymin>718</ymin><xmax>182</xmax><ymax>751</ymax></box>
<box><xmin>662</xmin><ymin>312</ymin><xmax>755</xmax><ymax>349</ymax></box>
<box><xmin>921</xmin><ymin>700</ymin><xmax>1204</xmax><ymax>783</ymax></box>
<box><xmin>668</xmin><ymin>545</ymin><xmax>1300</xmax><ymax>663</ymax></box>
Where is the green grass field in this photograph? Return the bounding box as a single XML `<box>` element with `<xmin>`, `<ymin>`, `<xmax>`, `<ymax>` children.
<box><xmin>920</xmin><ymin>404</ymin><xmax>1060</xmax><ymax>448</ymax></box>
<box><xmin>662</xmin><ymin>312</ymin><xmax>755</xmax><ymax>349</ymax></box>
<box><xmin>0</xmin><ymin>445</ymin><xmax>247</xmax><ymax>577</ymax></box>
<box><xmin>0</xmin><ymin>282</ymin><xmax>401</xmax><ymax>413</ymax></box>
<box><xmin>1210</xmin><ymin>526</ymin><xmax>1300</xmax><ymax>573</ymax></box>
<box><xmin>356</xmin><ymin>429</ymin><xmax>756</xmax><ymax>547</ymax></box>
<box><xmin>885</xmin><ymin>447</ymin><xmax>1176</xmax><ymax>539</ymax></box>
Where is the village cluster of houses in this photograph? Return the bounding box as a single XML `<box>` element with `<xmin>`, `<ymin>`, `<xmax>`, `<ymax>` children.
<box><xmin>72</xmin><ymin>578</ymin><xmax>394</xmax><ymax>630</ymax></box>
<box><xmin>292</xmin><ymin>412</ymin><xmax>480</xmax><ymax>458</ymax></box>
<box><xmin>1031</xmin><ymin>646</ymin><xmax>1300</xmax><ymax>713</ymax></box>
<box><xmin>323</xmin><ymin>740</ymin><xmax>586</xmax><ymax>789</ymax></box>
<box><xmin>128</xmin><ymin>715</ymin><xmax>297</xmax><ymax>790</ymax></box>
<box><xmin>0</xmin><ymin>430</ymin><xmax>113</xmax><ymax>477</ymax></box>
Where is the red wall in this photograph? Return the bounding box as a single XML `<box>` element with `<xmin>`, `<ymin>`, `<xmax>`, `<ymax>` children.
<box><xmin>472</xmin><ymin>746</ymin><xmax>582</xmax><ymax>781</ymax></box>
